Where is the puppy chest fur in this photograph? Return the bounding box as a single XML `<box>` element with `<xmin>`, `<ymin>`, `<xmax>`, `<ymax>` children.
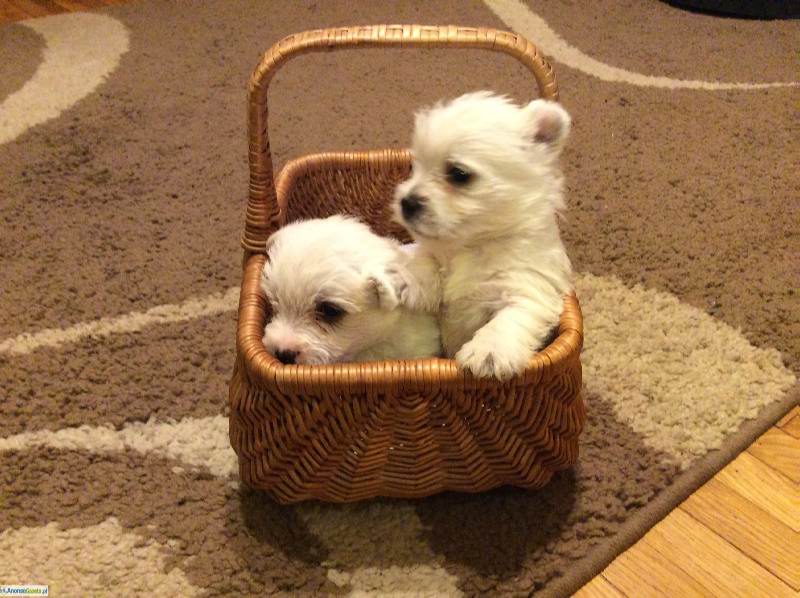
<box><xmin>438</xmin><ymin>249</ymin><xmax>504</xmax><ymax>357</ymax></box>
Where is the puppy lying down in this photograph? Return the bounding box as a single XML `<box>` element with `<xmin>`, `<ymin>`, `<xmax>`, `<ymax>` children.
<box><xmin>260</xmin><ymin>215</ymin><xmax>441</xmax><ymax>365</ymax></box>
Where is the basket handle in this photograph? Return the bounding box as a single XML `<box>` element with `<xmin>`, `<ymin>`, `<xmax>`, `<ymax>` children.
<box><xmin>243</xmin><ymin>24</ymin><xmax>559</xmax><ymax>253</ymax></box>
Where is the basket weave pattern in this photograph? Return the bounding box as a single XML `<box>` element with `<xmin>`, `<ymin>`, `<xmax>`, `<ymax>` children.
<box><xmin>228</xmin><ymin>25</ymin><xmax>585</xmax><ymax>503</ymax></box>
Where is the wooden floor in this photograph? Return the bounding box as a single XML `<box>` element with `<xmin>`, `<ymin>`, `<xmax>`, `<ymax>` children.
<box><xmin>3</xmin><ymin>3</ymin><xmax>798</xmax><ymax>597</ymax></box>
<box><xmin>0</xmin><ymin>0</ymin><xmax>125</xmax><ymax>21</ymax></box>
<box><xmin>577</xmin><ymin>406</ymin><xmax>799</xmax><ymax>598</ymax></box>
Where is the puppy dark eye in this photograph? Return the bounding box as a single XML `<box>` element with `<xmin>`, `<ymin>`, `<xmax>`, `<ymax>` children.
<box><xmin>445</xmin><ymin>163</ymin><xmax>473</xmax><ymax>186</ymax></box>
<box><xmin>315</xmin><ymin>301</ymin><xmax>346</xmax><ymax>325</ymax></box>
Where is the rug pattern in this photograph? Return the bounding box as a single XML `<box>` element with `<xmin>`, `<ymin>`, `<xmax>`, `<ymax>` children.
<box><xmin>1</xmin><ymin>1</ymin><xmax>797</xmax><ymax>596</ymax></box>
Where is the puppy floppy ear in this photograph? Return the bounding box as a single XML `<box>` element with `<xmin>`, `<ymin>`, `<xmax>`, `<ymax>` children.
<box><xmin>524</xmin><ymin>99</ymin><xmax>571</xmax><ymax>153</ymax></box>
<box><xmin>366</xmin><ymin>270</ymin><xmax>400</xmax><ymax>311</ymax></box>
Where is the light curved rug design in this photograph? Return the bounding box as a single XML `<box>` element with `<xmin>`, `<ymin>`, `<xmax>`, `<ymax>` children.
<box><xmin>1</xmin><ymin>1</ymin><xmax>797</xmax><ymax>596</ymax></box>
<box><xmin>0</xmin><ymin>13</ymin><xmax>129</xmax><ymax>145</ymax></box>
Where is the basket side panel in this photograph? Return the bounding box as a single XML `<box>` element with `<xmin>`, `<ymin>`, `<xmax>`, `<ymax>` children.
<box><xmin>229</xmin><ymin>350</ymin><xmax>585</xmax><ymax>503</ymax></box>
<box><xmin>451</xmin><ymin>351</ymin><xmax>584</xmax><ymax>491</ymax></box>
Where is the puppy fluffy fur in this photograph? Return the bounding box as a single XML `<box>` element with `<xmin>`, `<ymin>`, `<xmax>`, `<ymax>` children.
<box><xmin>260</xmin><ymin>216</ymin><xmax>441</xmax><ymax>365</ymax></box>
<box><xmin>393</xmin><ymin>91</ymin><xmax>574</xmax><ymax>379</ymax></box>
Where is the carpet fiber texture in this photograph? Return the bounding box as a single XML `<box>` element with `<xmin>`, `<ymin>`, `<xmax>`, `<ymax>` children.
<box><xmin>1</xmin><ymin>1</ymin><xmax>797</xmax><ymax>596</ymax></box>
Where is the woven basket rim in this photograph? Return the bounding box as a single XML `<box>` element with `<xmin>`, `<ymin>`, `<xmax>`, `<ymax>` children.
<box><xmin>237</xmin><ymin>150</ymin><xmax>584</xmax><ymax>391</ymax></box>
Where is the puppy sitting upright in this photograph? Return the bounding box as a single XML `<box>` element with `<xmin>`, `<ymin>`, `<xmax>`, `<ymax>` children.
<box><xmin>394</xmin><ymin>91</ymin><xmax>573</xmax><ymax>379</ymax></box>
<box><xmin>260</xmin><ymin>215</ymin><xmax>440</xmax><ymax>365</ymax></box>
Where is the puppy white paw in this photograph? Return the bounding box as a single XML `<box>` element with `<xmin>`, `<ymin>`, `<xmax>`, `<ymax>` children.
<box><xmin>398</xmin><ymin>283</ymin><xmax>425</xmax><ymax>310</ymax></box>
<box><xmin>384</xmin><ymin>263</ymin><xmax>433</xmax><ymax>311</ymax></box>
<box><xmin>455</xmin><ymin>339</ymin><xmax>531</xmax><ymax>380</ymax></box>
<box><xmin>384</xmin><ymin>264</ymin><xmax>412</xmax><ymax>303</ymax></box>
<box><xmin>366</xmin><ymin>272</ymin><xmax>400</xmax><ymax>310</ymax></box>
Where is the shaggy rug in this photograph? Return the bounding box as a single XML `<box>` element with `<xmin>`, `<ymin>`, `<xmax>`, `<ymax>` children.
<box><xmin>1</xmin><ymin>1</ymin><xmax>797</xmax><ymax>596</ymax></box>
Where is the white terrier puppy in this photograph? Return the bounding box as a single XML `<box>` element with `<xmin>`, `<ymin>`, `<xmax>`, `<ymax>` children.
<box><xmin>260</xmin><ymin>216</ymin><xmax>441</xmax><ymax>365</ymax></box>
<box><xmin>393</xmin><ymin>91</ymin><xmax>573</xmax><ymax>379</ymax></box>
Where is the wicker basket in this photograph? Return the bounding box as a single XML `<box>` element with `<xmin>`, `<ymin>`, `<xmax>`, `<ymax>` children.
<box><xmin>228</xmin><ymin>25</ymin><xmax>585</xmax><ymax>504</ymax></box>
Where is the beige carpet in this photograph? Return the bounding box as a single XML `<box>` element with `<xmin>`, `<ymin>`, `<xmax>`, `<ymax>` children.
<box><xmin>1</xmin><ymin>1</ymin><xmax>797</xmax><ymax>596</ymax></box>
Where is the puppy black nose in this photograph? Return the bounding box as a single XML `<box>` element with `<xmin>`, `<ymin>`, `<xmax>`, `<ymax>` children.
<box><xmin>401</xmin><ymin>194</ymin><xmax>424</xmax><ymax>220</ymax></box>
<box><xmin>275</xmin><ymin>349</ymin><xmax>298</xmax><ymax>364</ymax></box>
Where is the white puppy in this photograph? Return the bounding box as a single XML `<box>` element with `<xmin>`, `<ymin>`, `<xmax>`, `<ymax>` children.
<box><xmin>260</xmin><ymin>215</ymin><xmax>441</xmax><ymax>365</ymax></box>
<box><xmin>393</xmin><ymin>91</ymin><xmax>573</xmax><ymax>379</ymax></box>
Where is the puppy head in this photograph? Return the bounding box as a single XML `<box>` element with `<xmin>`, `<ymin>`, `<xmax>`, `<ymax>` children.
<box><xmin>260</xmin><ymin>216</ymin><xmax>401</xmax><ymax>365</ymax></box>
<box><xmin>394</xmin><ymin>92</ymin><xmax>571</xmax><ymax>242</ymax></box>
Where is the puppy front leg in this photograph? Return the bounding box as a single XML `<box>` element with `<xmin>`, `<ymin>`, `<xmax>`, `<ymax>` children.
<box><xmin>390</xmin><ymin>246</ymin><xmax>442</xmax><ymax>313</ymax></box>
<box><xmin>455</xmin><ymin>304</ymin><xmax>556</xmax><ymax>380</ymax></box>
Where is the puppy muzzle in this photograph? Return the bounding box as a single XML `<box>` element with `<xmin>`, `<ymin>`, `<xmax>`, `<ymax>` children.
<box><xmin>275</xmin><ymin>349</ymin><xmax>299</xmax><ymax>364</ymax></box>
<box><xmin>400</xmin><ymin>194</ymin><xmax>425</xmax><ymax>221</ymax></box>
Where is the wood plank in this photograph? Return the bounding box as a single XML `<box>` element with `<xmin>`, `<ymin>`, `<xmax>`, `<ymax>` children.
<box><xmin>777</xmin><ymin>406</ymin><xmax>799</xmax><ymax>428</ymax></box>
<box><xmin>75</xmin><ymin>0</ymin><xmax>112</xmax><ymax>7</ymax></box>
<box><xmin>602</xmin><ymin>534</ymin><xmax>712</xmax><ymax>597</ymax></box>
<box><xmin>782</xmin><ymin>415</ymin><xmax>800</xmax><ymax>439</ymax></box>
<box><xmin>681</xmin><ymin>478</ymin><xmax>800</xmax><ymax>589</ymax></box>
<box><xmin>573</xmin><ymin>575</ymin><xmax>626</xmax><ymax>598</ymax></box>
<box><xmin>51</xmin><ymin>0</ymin><xmax>94</xmax><ymax>12</ymax></box>
<box><xmin>0</xmin><ymin>2</ymin><xmax>33</xmax><ymax>22</ymax></box>
<box><xmin>778</xmin><ymin>406</ymin><xmax>800</xmax><ymax>428</ymax></box>
<box><xmin>644</xmin><ymin>508</ymin><xmax>795</xmax><ymax>598</ymax></box>
<box><xmin>7</xmin><ymin>0</ymin><xmax>52</xmax><ymax>18</ymax></box>
<box><xmin>27</xmin><ymin>0</ymin><xmax>68</xmax><ymax>15</ymax></box>
<box><xmin>748</xmin><ymin>427</ymin><xmax>800</xmax><ymax>482</ymax></box>
<box><xmin>716</xmin><ymin>451</ymin><xmax>799</xmax><ymax>531</ymax></box>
